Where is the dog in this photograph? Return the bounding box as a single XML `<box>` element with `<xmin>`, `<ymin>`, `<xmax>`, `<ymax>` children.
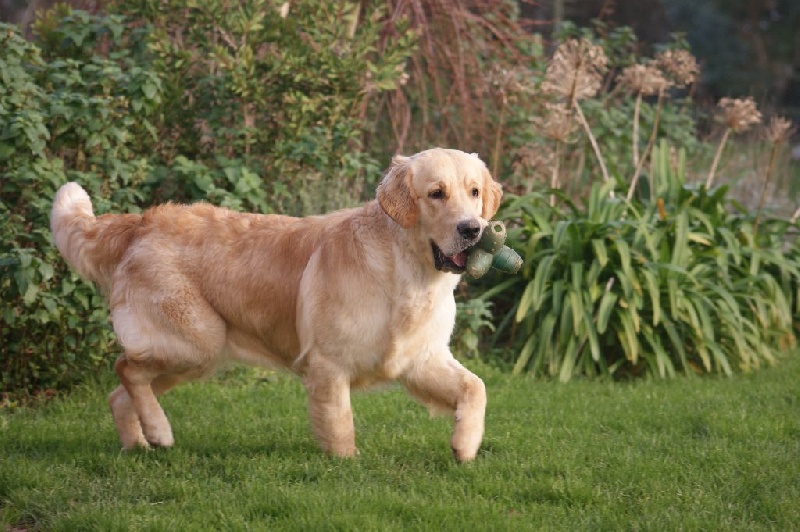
<box><xmin>50</xmin><ymin>148</ymin><xmax>502</xmax><ymax>461</ymax></box>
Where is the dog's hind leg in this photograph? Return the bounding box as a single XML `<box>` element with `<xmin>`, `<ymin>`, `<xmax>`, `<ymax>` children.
<box><xmin>110</xmin><ymin>363</ymin><xmax>205</xmax><ymax>449</ymax></box>
<box><xmin>111</xmin><ymin>294</ymin><xmax>225</xmax><ymax>449</ymax></box>
<box><xmin>114</xmin><ymin>354</ymin><xmax>180</xmax><ymax>448</ymax></box>
<box><xmin>108</xmin><ymin>383</ymin><xmax>148</xmax><ymax>449</ymax></box>
<box><xmin>400</xmin><ymin>354</ymin><xmax>486</xmax><ymax>462</ymax></box>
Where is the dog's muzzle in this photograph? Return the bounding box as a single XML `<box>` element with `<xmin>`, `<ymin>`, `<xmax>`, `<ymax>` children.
<box><xmin>431</xmin><ymin>220</ymin><xmax>483</xmax><ymax>273</ymax></box>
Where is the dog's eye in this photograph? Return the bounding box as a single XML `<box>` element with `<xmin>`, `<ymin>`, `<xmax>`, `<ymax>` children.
<box><xmin>472</xmin><ymin>188</ymin><xmax>480</xmax><ymax>198</ymax></box>
<box><xmin>429</xmin><ymin>189</ymin><xmax>444</xmax><ymax>200</ymax></box>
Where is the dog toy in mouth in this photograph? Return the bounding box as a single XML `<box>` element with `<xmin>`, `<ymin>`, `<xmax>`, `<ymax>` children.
<box><xmin>465</xmin><ymin>221</ymin><xmax>523</xmax><ymax>279</ymax></box>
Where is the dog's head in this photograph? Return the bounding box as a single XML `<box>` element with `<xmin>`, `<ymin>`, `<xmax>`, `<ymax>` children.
<box><xmin>377</xmin><ymin>148</ymin><xmax>503</xmax><ymax>274</ymax></box>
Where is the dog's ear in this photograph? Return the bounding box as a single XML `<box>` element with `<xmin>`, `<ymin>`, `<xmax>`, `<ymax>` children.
<box><xmin>377</xmin><ymin>155</ymin><xmax>419</xmax><ymax>228</ymax></box>
<box><xmin>482</xmin><ymin>169</ymin><xmax>503</xmax><ymax>220</ymax></box>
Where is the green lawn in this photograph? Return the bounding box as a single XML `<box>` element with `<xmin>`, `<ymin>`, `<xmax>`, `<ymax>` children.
<box><xmin>2</xmin><ymin>355</ymin><xmax>799</xmax><ymax>531</ymax></box>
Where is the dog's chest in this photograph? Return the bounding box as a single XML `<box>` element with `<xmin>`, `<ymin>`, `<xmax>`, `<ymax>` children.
<box><xmin>376</xmin><ymin>282</ymin><xmax>457</xmax><ymax>377</ymax></box>
<box><xmin>394</xmin><ymin>287</ymin><xmax>451</xmax><ymax>336</ymax></box>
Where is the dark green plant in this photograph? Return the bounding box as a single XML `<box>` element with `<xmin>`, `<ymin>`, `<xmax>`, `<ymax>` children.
<box><xmin>0</xmin><ymin>17</ymin><xmax>163</xmax><ymax>398</ymax></box>
<box><xmin>453</xmin><ymin>298</ymin><xmax>496</xmax><ymax>359</ymax></box>
<box><xmin>484</xmin><ymin>145</ymin><xmax>798</xmax><ymax>380</ymax></box>
<box><xmin>112</xmin><ymin>0</ymin><xmax>415</xmax><ymax>214</ymax></box>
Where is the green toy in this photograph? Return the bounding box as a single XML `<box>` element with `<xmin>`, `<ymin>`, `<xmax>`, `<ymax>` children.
<box><xmin>465</xmin><ymin>221</ymin><xmax>523</xmax><ymax>279</ymax></box>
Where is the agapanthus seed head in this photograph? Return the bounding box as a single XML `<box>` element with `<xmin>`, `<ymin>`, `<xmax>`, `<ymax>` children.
<box><xmin>655</xmin><ymin>49</ymin><xmax>699</xmax><ymax>87</ymax></box>
<box><xmin>535</xmin><ymin>103</ymin><xmax>578</xmax><ymax>143</ymax></box>
<box><xmin>718</xmin><ymin>97</ymin><xmax>762</xmax><ymax>133</ymax></box>
<box><xmin>512</xmin><ymin>144</ymin><xmax>557</xmax><ymax>186</ymax></box>
<box><xmin>486</xmin><ymin>64</ymin><xmax>535</xmax><ymax>95</ymax></box>
<box><xmin>617</xmin><ymin>64</ymin><xmax>671</xmax><ymax>96</ymax></box>
<box><xmin>763</xmin><ymin>116</ymin><xmax>794</xmax><ymax>144</ymax></box>
<box><xmin>542</xmin><ymin>38</ymin><xmax>608</xmax><ymax>104</ymax></box>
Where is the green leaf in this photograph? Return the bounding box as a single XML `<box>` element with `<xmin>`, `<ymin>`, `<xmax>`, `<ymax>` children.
<box><xmin>596</xmin><ymin>289</ymin><xmax>618</xmax><ymax>334</ymax></box>
<box><xmin>530</xmin><ymin>255</ymin><xmax>556</xmax><ymax>314</ymax></box>
<box><xmin>592</xmin><ymin>239</ymin><xmax>608</xmax><ymax>267</ymax></box>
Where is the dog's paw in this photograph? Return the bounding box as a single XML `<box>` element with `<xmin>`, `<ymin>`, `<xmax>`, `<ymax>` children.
<box><xmin>120</xmin><ymin>434</ymin><xmax>151</xmax><ymax>451</ymax></box>
<box><xmin>143</xmin><ymin>424</ymin><xmax>175</xmax><ymax>448</ymax></box>
<box><xmin>451</xmin><ymin>445</ymin><xmax>478</xmax><ymax>463</ymax></box>
<box><xmin>329</xmin><ymin>445</ymin><xmax>359</xmax><ymax>458</ymax></box>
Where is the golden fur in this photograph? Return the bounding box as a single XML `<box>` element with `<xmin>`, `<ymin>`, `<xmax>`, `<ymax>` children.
<box><xmin>51</xmin><ymin>148</ymin><xmax>502</xmax><ymax>461</ymax></box>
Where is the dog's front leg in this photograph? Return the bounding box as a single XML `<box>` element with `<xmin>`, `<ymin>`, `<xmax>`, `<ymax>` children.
<box><xmin>401</xmin><ymin>354</ymin><xmax>486</xmax><ymax>462</ymax></box>
<box><xmin>303</xmin><ymin>358</ymin><xmax>357</xmax><ymax>458</ymax></box>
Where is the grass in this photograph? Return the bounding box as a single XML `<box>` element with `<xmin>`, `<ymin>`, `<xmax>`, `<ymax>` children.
<box><xmin>1</xmin><ymin>356</ymin><xmax>799</xmax><ymax>531</ymax></box>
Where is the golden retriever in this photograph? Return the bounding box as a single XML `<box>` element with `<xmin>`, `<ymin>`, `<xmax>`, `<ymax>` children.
<box><xmin>50</xmin><ymin>148</ymin><xmax>502</xmax><ymax>461</ymax></box>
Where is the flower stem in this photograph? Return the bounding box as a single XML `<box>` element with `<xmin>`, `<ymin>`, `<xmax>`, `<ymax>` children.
<box><xmin>754</xmin><ymin>141</ymin><xmax>780</xmax><ymax>235</ymax></box>
<box><xmin>550</xmin><ymin>140</ymin><xmax>562</xmax><ymax>207</ymax></box>
<box><xmin>792</xmin><ymin>205</ymin><xmax>800</xmax><ymax>224</ymax></box>
<box><xmin>574</xmin><ymin>101</ymin><xmax>612</xmax><ymax>197</ymax></box>
<box><xmin>626</xmin><ymin>88</ymin><xmax>665</xmax><ymax>202</ymax></box>
<box><xmin>706</xmin><ymin>128</ymin><xmax>731</xmax><ymax>189</ymax></box>
<box><xmin>632</xmin><ymin>92</ymin><xmax>642</xmax><ymax>168</ymax></box>
<box><xmin>492</xmin><ymin>93</ymin><xmax>508</xmax><ymax>180</ymax></box>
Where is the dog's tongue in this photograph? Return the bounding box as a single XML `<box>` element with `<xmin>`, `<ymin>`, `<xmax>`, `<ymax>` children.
<box><xmin>451</xmin><ymin>252</ymin><xmax>467</xmax><ymax>268</ymax></box>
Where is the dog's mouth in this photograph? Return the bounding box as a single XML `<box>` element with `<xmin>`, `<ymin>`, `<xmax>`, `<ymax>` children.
<box><xmin>432</xmin><ymin>242</ymin><xmax>469</xmax><ymax>274</ymax></box>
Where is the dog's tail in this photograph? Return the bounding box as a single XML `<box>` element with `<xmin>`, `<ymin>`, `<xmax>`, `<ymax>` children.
<box><xmin>51</xmin><ymin>182</ymin><xmax>140</xmax><ymax>291</ymax></box>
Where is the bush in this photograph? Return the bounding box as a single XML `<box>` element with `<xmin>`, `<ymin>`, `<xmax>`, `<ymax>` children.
<box><xmin>0</xmin><ymin>15</ymin><xmax>162</xmax><ymax>399</ymax></box>
<box><xmin>480</xmin><ymin>142</ymin><xmax>799</xmax><ymax>380</ymax></box>
<box><xmin>111</xmin><ymin>0</ymin><xmax>415</xmax><ymax>214</ymax></box>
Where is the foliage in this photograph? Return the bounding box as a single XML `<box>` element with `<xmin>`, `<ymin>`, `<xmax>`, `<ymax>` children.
<box><xmin>453</xmin><ymin>297</ymin><xmax>495</xmax><ymax>358</ymax></box>
<box><xmin>111</xmin><ymin>0</ymin><xmax>415</xmax><ymax>214</ymax></box>
<box><xmin>473</xmin><ymin>22</ymin><xmax>799</xmax><ymax>380</ymax></box>
<box><xmin>0</xmin><ymin>16</ymin><xmax>162</xmax><ymax>398</ymax></box>
<box><xmin>480</xmin><ymin>142</ymin><xmax>799</xmax><ymax>380</ymax></box>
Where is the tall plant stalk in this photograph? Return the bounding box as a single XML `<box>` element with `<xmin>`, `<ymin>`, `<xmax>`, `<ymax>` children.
<box><xmin>705</xmin><ymin>128</ymin><xmax>731</xmax><ymax>189</ymax></box>
<box><xmin>753</xmin><ymin>141</ymin><xmax>780</xmax><ymax>234</ymax></box>
<box><xmin>626</xmin><ymin>88</ymin><xmax>665</xmax><ymax>202</ymax></box>
<box><xmin>632</xmin><ymin>92</ymin><xmax>642</xmax><ymax>168</ymax></box>
<box><xmin>492</xmin><ymin>93</ymin><xmax>508</xmax><ymax>179</ymax></box>
<box><xmin>574</xmin><ymin>102</ymin><xmax>612</xmax><ymax>196</ymax></box>
<box><xmin>755</xmin><ymin>116</ymin><xmax>794</xmax><ymax>232</ymax></box>
<box><xmin>550</xmin><ymin>140</ymin><xmax>562</xmax><ymax>206</ymax></box>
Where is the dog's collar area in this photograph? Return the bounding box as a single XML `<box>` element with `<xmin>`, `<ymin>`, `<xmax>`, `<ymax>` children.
<box><xmin>431</xmin><ymin>242</ymin><xmax>467</xmax><ymax>274</ymax></box>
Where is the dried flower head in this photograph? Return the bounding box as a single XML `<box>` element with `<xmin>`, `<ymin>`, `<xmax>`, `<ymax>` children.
<box><xmin>655</xmin><ymin>49</ymin><xmax>699</xmax><ymax>87</ymax></box>
<box><xmin>486</xmin><ymin>64</ymin><xmax>535</xmax><ymax>96</ymax></box>
<box><xmin>763</xmin><ymin>116</ymin><xmax>795</xmax><ymax>144</ymax></box>
<box><xmin>534</xmin><ymin>103</ymin><xmax>578</xmax><ymax>143</ymax></box>
<box><xmin>512</xmin><ymin>144</ymin><xmax>556</xmax><ymax>186</ymax></box>
<box><xmin>617</xmin><ymin>64</ymin><xmax>671</xmax><ymax>96</ymax></box>
<box><xmin>718</xmin><ymin>97</ymin><xmax>762</xmax><ymax>133</ymax></box>
<box><xmin>542</xmin><ymin>39</ymin><xmax>608</xmax><ymax>103</ymax></box>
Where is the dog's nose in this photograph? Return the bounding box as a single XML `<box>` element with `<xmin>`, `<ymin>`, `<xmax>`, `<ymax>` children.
<box><xmin>457</xmin><ymin>220</ymin><xmax>482</xmax><ymax>241</ymax></box>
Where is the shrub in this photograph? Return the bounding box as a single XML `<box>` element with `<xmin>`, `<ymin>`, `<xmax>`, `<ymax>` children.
<box><xmin>481</xmin><ymin>142</ymin><xmax>799</xmax><ymax>380</ymax></box>
<box><xmin>110</xmin><ymin>0</ymin><xmax>415</xmax><ymax>214</ymax></box>
<box><xmin>0</xmin><ymin>16</ymin><xmax>162</xmax><ymax>399</ymax></box>
<box><xmin>468</xmin><ymin>26</ymin><xmax>800</xmax><ymax>380</ymax></box>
